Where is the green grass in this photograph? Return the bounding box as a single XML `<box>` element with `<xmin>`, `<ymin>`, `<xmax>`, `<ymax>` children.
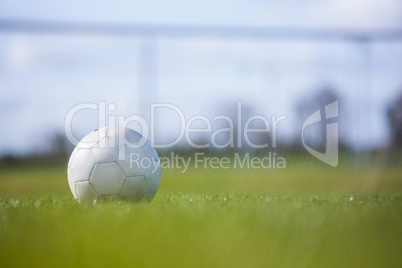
<box><xmin>1</xmin><ymin>160</ymin><xmax>402</xmax><ymax>267</ymax></box>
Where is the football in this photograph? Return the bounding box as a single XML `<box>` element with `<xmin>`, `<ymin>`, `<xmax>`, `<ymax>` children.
<box><xmin>67</xmin><ymin>126</ymin><xmax>161</xmax><ymax>203</ymax></box>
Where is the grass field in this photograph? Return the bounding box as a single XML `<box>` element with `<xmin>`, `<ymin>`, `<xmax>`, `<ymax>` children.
<box><xmin>1</xmin><ymin>158</ymin><xmax>402</xmax><ymax>267</ymax></box>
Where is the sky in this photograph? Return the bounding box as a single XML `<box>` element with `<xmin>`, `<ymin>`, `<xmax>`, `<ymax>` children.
<box><xmin>0</xmin><ymin>0</ymin><xmax>402</xmax><ymax>154</ymax></box>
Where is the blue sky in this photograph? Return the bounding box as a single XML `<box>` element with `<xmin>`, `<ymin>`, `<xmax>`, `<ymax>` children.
<box><xmin>1</xmin><ymin>0</ymin><xmax>401</xmax><ymax>29</ymax></box>
<box><xmin>1</xmin><ymin>0</ymin><xmax>402</xmax><ymax>154</ymax></box>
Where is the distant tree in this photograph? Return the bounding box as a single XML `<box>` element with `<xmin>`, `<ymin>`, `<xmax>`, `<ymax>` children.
<box><xmin>0</xmin><ymin>131</ymin><xmax>73</xmax><ymax>168</ymax></box>
<box><xmin>386</xmin><ymin>91</ymin><xmax>402</xmax><ymax>148</ymax></box>
<box><xmin>296</xmin><ymin>87</ymin><xmax>341</xmax><ymax>151</ymax></box>
<box><xmin>213</xmin><ymin>101</ymin><xmax>270</xmax><ymax>152</ymax></box>
<box><xmin>46</xmin><ymin>131</ymin><xmax>73</xmax><ymax>159</ymax></box>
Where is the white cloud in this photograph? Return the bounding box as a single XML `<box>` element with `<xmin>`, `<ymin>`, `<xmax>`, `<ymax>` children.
<box><xmin>4</xmin><ymin>35</ymin><xmax>36</xmax><ymax>73</ymax></box>
<box><xmin>248</xmin><ymin>0</ymin><xmax>402</xmax><ymax>30</ymax></box>
<box><xmin>1</xmin><ymin>0</ymin><xmax>401</xmax><ymax>29</ymax></box>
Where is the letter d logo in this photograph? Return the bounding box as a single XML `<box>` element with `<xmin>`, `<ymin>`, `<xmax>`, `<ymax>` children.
<box><xmin>302</xmin><ymin>101</ymin><xmax>338</xmax><ymax>167</ymax></box>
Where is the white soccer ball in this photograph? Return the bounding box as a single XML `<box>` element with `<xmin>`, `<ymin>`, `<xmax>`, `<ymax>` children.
<box><xmin>67</xmin><ymin>126</ymin><xmax>161</xmax><ymax>203</ymax></box>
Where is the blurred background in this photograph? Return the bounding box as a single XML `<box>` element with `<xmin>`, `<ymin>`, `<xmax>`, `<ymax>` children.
<box><xmin>1</xmin><ymin>0</ymin><xmax>402</xmax><ymax>168</ymax></box>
